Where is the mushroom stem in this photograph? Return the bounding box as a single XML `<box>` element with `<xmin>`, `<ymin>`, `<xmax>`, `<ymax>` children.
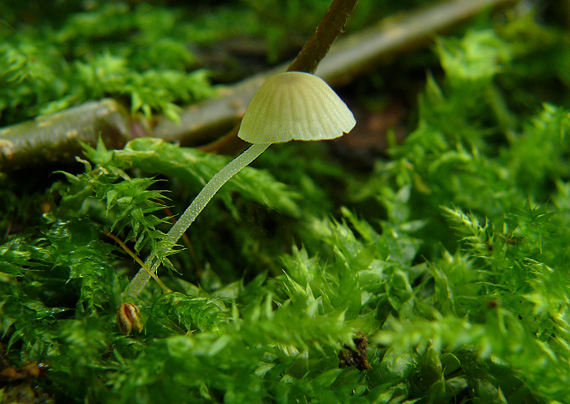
<box><xmin>125</xmin><ymin>142</ymin><xmax>270</xmax><ymax>298</ymax></box>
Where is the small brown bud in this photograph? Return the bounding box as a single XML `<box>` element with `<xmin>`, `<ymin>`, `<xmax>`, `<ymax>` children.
<box><xmin>117</xmin><ymin>303</ymin><xmax>144</xmax><ymax>335</ymax></box>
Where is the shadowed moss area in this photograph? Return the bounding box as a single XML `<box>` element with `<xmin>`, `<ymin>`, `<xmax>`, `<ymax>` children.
<box><xmin>2</xmin><ymin>1</ymin><xmax>570</xmax><ymax>403</ymax></box>
<box><xmin>0</xmin><ymin>0</ymin><xmax>391</xmax><ymax>127</ymax></box>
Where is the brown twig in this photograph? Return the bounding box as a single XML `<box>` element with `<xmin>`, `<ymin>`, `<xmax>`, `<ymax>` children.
<box><xmin>287</xmin><ymin>0</ymin><xmax>360</xmax><ymax>74</ymax></box>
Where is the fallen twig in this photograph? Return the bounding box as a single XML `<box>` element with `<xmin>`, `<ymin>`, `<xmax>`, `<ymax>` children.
<box><xmin>0</xmin><ymin>100</ymin><xmax>147</xmax><ymax>171</ymax></box>
<box><xmin>156</xmin><ymin>0</ymin><xmax>516</xmax><ymax>153</ymax></box>
<box><xmin>0</xmin><ymin>0</ymin><xmax>515</xmax><ymax>170</ymax></box>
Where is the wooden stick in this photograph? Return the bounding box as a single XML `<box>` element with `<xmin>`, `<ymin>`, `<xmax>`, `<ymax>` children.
<box><xmin>0</xmin><ymin>100</ymin><xmax>139</xmax><ymax>171</ymax></box>
<box><xmin>155</xmin><ymin>0</ymin><xmax>516</xmax><ymax>153</ymax></box>
<box><xmin>0</xmin><ymin>0</ymin><xmax>516</xmax><ymax>169</ymax></box>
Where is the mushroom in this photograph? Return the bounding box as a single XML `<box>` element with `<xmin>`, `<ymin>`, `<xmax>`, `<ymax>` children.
<box><xmin>125</xmin><ymin>71</ymin><xmax>356</xmax><ymax>297</ymax></box>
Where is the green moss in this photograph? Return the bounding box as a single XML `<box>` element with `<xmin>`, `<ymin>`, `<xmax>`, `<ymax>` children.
<box><xmin>0</xmin><ymin>0</ymin><xmax>395</xmax><ymax>126</ymax></box>
<box><xmin>2</xmin><ymin>2</ymin><xmax>570</xmax><ymax>403</ymax></box>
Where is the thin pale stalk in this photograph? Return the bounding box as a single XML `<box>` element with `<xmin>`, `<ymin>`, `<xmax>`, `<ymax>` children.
<box><xmin>125</xmin><ymin>142</ymin><xmax>270</xmax><ymax>297</ymax></box>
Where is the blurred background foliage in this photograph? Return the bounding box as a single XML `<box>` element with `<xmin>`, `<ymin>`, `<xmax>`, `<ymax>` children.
<box><xmin>1</xmin><ymin>0</ymin><xmax>386</xmax><ymax>125</ymax></box>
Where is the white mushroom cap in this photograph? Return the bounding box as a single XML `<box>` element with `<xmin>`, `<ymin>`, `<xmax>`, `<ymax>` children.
<box><xmin>237</xmin><ymin>72</ymin><xmax>356</xmax><ymax>144</ymax></box>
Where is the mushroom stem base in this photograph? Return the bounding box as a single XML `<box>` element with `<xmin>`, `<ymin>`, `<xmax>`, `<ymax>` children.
<box><xmin>125</xmin><ymin>142</ymin><xmax>270</xmax><ymax>298</ymax></box>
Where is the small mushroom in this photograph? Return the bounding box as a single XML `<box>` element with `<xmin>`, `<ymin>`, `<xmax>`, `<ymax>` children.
<box><xmin>238</xmin><ymin>72</ymin><xmax>356</xmax><ymax>144</ymax></box>
<box><xmin>125</xmin><ymin>71</ymin><xmax>356</xmax><ymax>297</ymax></box>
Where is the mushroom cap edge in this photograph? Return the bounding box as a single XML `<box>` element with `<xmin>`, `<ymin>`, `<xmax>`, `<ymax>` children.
<box><xmin>237</xmin><ymin>72</ymin><xmax>356</xmax><ymax>145</ymax></box>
